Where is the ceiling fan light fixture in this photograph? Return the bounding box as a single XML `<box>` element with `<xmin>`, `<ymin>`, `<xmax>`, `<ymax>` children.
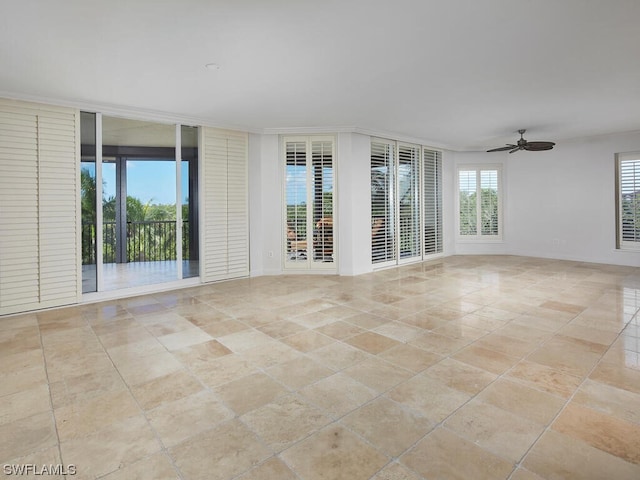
<box><xmin>487</xmin><ymin>129</ymin><xmax>555</xmax><ymax>153</ymax></box>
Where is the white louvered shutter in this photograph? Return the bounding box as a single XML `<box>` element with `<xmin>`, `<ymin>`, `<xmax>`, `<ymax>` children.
<box><xmin>458</xmin><ymin>169</ymin><xmax>477</xmax><ymax>236</ymax></box>
<box><xmin>201</xmin><ymin>127</ymin><xmax>248</xmax><ymax>282</ymax></box>
<box><xmin>398</xmin><ymin>144</ymin><xmax>421</xmax><ymax>260</ymax></box>
<box><xmin>371</xmin><ymin>140</ymin><xmax>396</xmax><ymax>264</ymax></box>
<box><xmin>423</xmin><ymin>149</ymin><xmax>442</xmax><ymax>255</ymax></box>
<box><xmin>618</xmin><ymin>156</ymin><xmax>640</xmax><ymax>248</ymax></box>
<box><xmin>0</xmin><ymin>99</ymin><xmax>79</xmax><ymax>315</ymax></box>
<box><xmin>311</xmin><ymin>139</ymin><xmax>334</xmax><ymax>264</ymax></box>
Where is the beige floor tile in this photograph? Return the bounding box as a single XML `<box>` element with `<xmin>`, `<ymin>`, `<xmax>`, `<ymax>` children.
<box><xmin>258</xmin><ymin>320</ymin><xmax>307</xmax><ymax>339</ymax></box>
<box><xmin>444</xmin><ymin>399</ymin><xmax>545</xmax><ymax>462</ymax></box>
<box><xmin>315</xmin><ymin>320</ymin><xmax>365</xmax><ymax>340</ymax></box>
<box><xmin>573</xmin><ymin>378</ymin><xmax>640</xmax><ymax>424</ymax></box>
<box><xmin>239</xmin><ymin>341</ymin><xmax>301</xmax><ymax>368</ymax></box>
<box><xmin>371</xmin><ymin>462</ymin><xmax>423</xmax><ymax>480</ymax></box>
<box><xmin>474</xmin><ymin>332</ymin><xmax>539</xmax><ymax>358</ymax></box>
<box><xmin>236</xmin><ymin>457</ymin><xmax>298</xmax><ymax>480</ymax></box>
<box><xmin>169</xmin><ymin>419</ymin><xmax>270</xmax><ymax>480</ymax></box>
<box><xmin>342</xmin><ymin>397</ymin><xmax>434</xmax><ymax>456</ymax></box>
<box><xmin>266</xmin><ymin>356</ymin><xmax>333</xmax><ymax>389</ymax></box>
<box><xmin>477</xmin><ymin>378</ymin><xmax>565</xmax><ymax>425</ymax></box>
<box><xmin>344</xmin><ymin>312</ymin><xmax>390</xmax><ymax>329</ymax></box>
<box><xmin>100</xmin><ymin>452</ymin><xmax>179</xmax><ymax>480</ymax></box>
<box><xmin>200</xmin><ymin>319</ymin><xmax>251</xmax><ymax>337</ymax></box>
<box><xmin>343</xmin><ymin>357</ymin><xmax>414</xmax><ymax>392</ymax></box>
<box><xmin>523</xmin><ymin>429</ymin><xmax>640</xmax><ymax>480</ymax></box>
<box><xmin>379</xmin><ymin>344</ymin><xmax>442</xmax><ymax>373</ymax></box>
<box><xmin>131</xmin><ymin>369</ymin><xmax>204</xmax><ymax>411</ymax></box>
<box><xmin>0</xmin><ymin>384</ymin><xmax>50</xmax><ymax>425</ymax></box>
<box><xmin>280</xmin><ymin>425</ymin><xmax>389</xmax><ymax>480</ymax></box>
<box><xmin>147</xmin><ymin>390</ymin><xmax>234</xmax><ymax>447</ymax></box>
<box><xmin>307</xmin><ymin>342</ymin><xmax>369</xmax><ymax>371</ymax></box>
<box><xmin>509</xmin><ymin>468</ymin><xmax>546</xmax><ymax>480</ymax></box>
<box><xmin>217</xmin><ymin>329</ymin><xmax>278</xmax><ymax>352</ymax></box>
<box><xmin>527</xmin><ymin>336</ymin><xmax>604</xmax><ymax>377</ymax></box>
<box><xmin>191</xmin><ymin>353</ymin><xmax>257</xmax><ymax>387</ymax></box>
<box><xmin>589</xmin><ymin>359</ymin><xmax>640</xmax><ymax>395</ymax></box>
<box><xmin>401</xmin><ymin>427</ymin><xmax>514</xmax><ymax>480</ymax></box>
<box><xmin>506</xmin><ymin>360</ymin><xmax>583</xmax><ymax>398</ymax></box>
<box><xmin>49</xmin><ymin>366</ymin><xmax>126</xmax><ymax>409</ymax></box>
<box><xmin>409</xmin><ymin>331</ymin><xmax>470</xmax><ymax>355</ymax></box>
<box><xmin>54</xmin><ymin>389</ymin><xmax>141</xmax><ymax>442</ymax></box>
<box><xmin>0</xmin><ymin>362</ymin><xmax>48</xmax><ymax>398</ymax></box>
<box><xmin>172</xmin><ymin>339</ymin><xmax>232</xmax><ymax>366</ymax></box>
<box><xmin>59</xmin><ymin>415</ymin><xmax>161</xmax><ymax>480</ymax></box>
<box><xmin>345</xmin><ymin>331</ymin><xmax>401</xmax><ymax>355</ymax></box>
<box><xmin>400</xmin><ymin>312</ymin><xmax>450</xmax><ymax>330</ymax></box>
<box><xmin>373</xmin><ymin>322</ymin><xmax>422</xmax><ymax>342</ymax></box>
<box><xmin>423</xmin><ymin>357</ymin><xmax>497</xmax><ymax>395</ymax></box>
<box><xmin>156</xmin><ymin>327</ymin><xmax>213</xmax><ymax>351</ymax></box>
<box><xmin>453</xmin><ymin>344</ymin><xmax>520</xmax><ymax>375</ymax></box>
<box><xmin>552</xmin><ymin>402</ymin><xmax>640</xmax><ymax>464</ymax></box>
<box><xmin>387</xmin><ymin>374</ymin><xmax>471</xmax><ymax>423</ymax></box>
<box><xmin>559</xmin><ymin>322</ymin><xmax>619</xmax><ymax>347</ymax></box>
<box><xmin>280</xmin><ymin>329</ymin><xmax>335</xmax><ymax>353</ymax></box>
<box><xmin>0</xmin><ymin>412</ymin><xmax>57</xmax><ymax>463</ymax></box>
<box><xmin>433</xmin><ymin>321</ymin><xmax>489</xmax><ymax>342</ymax></box>
<box><xmin>113</xmin><ymin>350</ymin><xmax>184</xmax><ymax>386</ymax></box>
<box><xmin>214</xmin><ymin>372</ymin><xmax>288</xmax><ymax>415</ymax></box>
<box><xmin>300</xmin><ymin>373</ymin><xmax>377</xmax><ymax>418</ymax></box>
<box><xmin>540</xmin><ymin>300</ymin><xmax>586</xmax><ymax>315</ymax></box>
<box><xmin>241</xmin><ymin>394</ymin><xmax>330</xmax><ymax>452</ymax></box>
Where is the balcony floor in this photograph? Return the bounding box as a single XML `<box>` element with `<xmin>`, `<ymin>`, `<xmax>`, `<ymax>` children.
<box><xmin>83</xmin><ymin>260</ymin><xmax>199</xmax><ymax>292</ymax></box>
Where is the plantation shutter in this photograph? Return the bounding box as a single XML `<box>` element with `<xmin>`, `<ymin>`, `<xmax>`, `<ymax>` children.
<box><xmin>0</xmin><ymin>99</ymin><xmax>79</xmax><ymax>315</ymax></box>
<box><xmin>371</xmin><ymin>141</ymin><xmax>396</xmax><ymax>264</ymax></box>
<box><xmin>458</xmin><ymin>169</ymin><xmax>477</xmax><ymax>236</ymax></box>
<box><xmin>201</xmin><ymin>127</ymin><xmax>248</xmax><ymax>282</ymax></box>
<box><xmin>480</xmin><ymin>170</ymin><xmax>499</xmax><ymax>236</ymax></box>
<box><xmin>398</xmin><ymin>144</ymin><xmax>421</xmax><ymax>260</ymax></box>
<box><xmin>423</xmin><ymin>149</ymin><xmax>442</xmax><ymax>255</ymax></box>
<box><xmin>311</xmin><ymin>140</ymin><xmax>334</xmax><ymax>264</ymax></box>
<box><xmin>618</xmin><ymin>156</ymin><xmax>640</xmax><ymax>248</ymax></box>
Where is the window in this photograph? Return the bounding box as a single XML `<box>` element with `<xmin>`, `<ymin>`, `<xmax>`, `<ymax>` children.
<box><xmin>617</xmin><ymin>153</ymin><xmax>640</xmax><ymax>250</ymax></box>
<box><xmin>457</xmin><ymin>166</ymin><xmax>502</xmax><ymax>240</ymax></box>
<box><xmin>284</xmin><ymin>136</ymin><xmax>335</xmax><ymax>269</ymax></box>
<box><xmin>371</xmin><ymin>139</ymin><xmax>443</xmax><ymax>266</ymax></box>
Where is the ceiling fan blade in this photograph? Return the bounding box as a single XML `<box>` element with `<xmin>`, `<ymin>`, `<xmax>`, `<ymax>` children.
<box><xmin>524</xmin><ymin>141</ymin><xmax>555</xmax><ymax>151</ymax></box>
<box><xmin>486</xmin><ymin>144</ymin><xmax>516</xmax><ymax>152</ymax></box>
<box><xmin>509</xmin><ymin>147</ymin><xmax>520</xmax><ymax>153</ymax></box>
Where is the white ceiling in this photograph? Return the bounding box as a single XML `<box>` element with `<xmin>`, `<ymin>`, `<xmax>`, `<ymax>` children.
<box><xmin>2</xmin><ymin>0</ymin><xmax>640</xmax><ymax>151</ymax></box>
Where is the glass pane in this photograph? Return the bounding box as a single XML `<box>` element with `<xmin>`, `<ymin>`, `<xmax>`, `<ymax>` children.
<box><xmin>181</xmin><ymin>125</ymin><xmax>199</xmax><ymax>278</ymax></box>
<box><xmin>398</xmin><ymin>145</ymin><xmax>420</xmax><ymax>259</ymax></box>
<box><xmin>286</xmin><ymin>141</ymin><xmax>308</xmax><ymax>261</ymax></box>
<box><xmin>480</xmin><ymin>170</ymin><xmax>499</xmax><ymax>236</ymax></box>
<box><xmin>80</xmin><ymin>113</ymin><xmax>97</xmax><ymax>293</ymax></box>
<box><xmin>371</xmin><ymin>142</ymin><xmax>395</xmax><ymax>263</ymax></box>
<box><xmin>459</xmin><ymin>170</ymin><xmax>477</xmax><ymax>235</ymax></box>
<box><xmin>102</xmin><ymin>116</ymin><xmax>176</xmax><ymax>290</ymax></box>
<box><xmin>312</xmin><ymin>141</ymin><xmax>333</xmax><ymax>263</ymax></box>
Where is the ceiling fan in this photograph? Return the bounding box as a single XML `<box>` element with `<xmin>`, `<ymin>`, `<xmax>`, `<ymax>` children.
<box><xmin>487</xmin><ymin>129</ymin><xmax>555</xmax><ymax>153</ymax></box>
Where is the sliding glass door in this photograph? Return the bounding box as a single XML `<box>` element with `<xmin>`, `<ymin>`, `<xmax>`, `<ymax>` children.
<box><xmin>371</xmin><ymin>139</ymin><xmax>443</xmax><ymax>267</ymax></box>
<box><xmin>80</xmin><ymin>114</ymin><xmax>200</xmax><ymax>292</ymax></box>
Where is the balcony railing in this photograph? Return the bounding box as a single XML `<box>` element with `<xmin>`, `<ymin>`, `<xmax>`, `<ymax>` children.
<box><xmin>82</xmin><ymin>221</ymin><xmax>190</xmax><ymax>264</ymax></box>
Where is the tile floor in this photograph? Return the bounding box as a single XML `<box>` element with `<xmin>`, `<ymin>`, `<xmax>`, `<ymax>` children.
<box><xmin>2</xmin><ymin>255</ymin><xmax>640</xmax><ymax>479</ymax></box>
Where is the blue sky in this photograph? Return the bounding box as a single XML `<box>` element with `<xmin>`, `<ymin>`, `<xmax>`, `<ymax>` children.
<box><xmin>101</xmin><ymin>161</ymin><xmax>189</xmax><ymax>205</ymax></box>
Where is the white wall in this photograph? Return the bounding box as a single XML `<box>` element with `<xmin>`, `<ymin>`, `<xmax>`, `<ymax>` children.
<box><xmin>249</xmin><ymin>133</ymin><xmax>282</xmax><ymax>276</ymax></box>
<box><xmin>336</xmin><ymin>133</ymin><xmax>374</xmax><ymax>276</ymax></box>
<box><xmin>505</xmin><ymin>130</ymin><xmax>640</xmax><ymax>266</ymax></box>
<box><xmin>449</xmin><ymin>131</ymin><xmax>640</xmax><ymax>267</ymax></box>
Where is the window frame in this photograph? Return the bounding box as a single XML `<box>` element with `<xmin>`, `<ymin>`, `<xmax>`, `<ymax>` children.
<box><xmin>455</xmin><ymin>164</ymin><xmax>503</xmax><ymax>242</ymax></box>
<box><xmin>616</xmin><ymin>152</ymin><xmax>640</xmax><ymax>251</ymax></box>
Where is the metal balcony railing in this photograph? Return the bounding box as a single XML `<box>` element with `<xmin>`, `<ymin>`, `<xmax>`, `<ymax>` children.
<box><xmin>82</xmin><ymin>221</ymin><xmax>190</xmax><ymax>264</ymax></box>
